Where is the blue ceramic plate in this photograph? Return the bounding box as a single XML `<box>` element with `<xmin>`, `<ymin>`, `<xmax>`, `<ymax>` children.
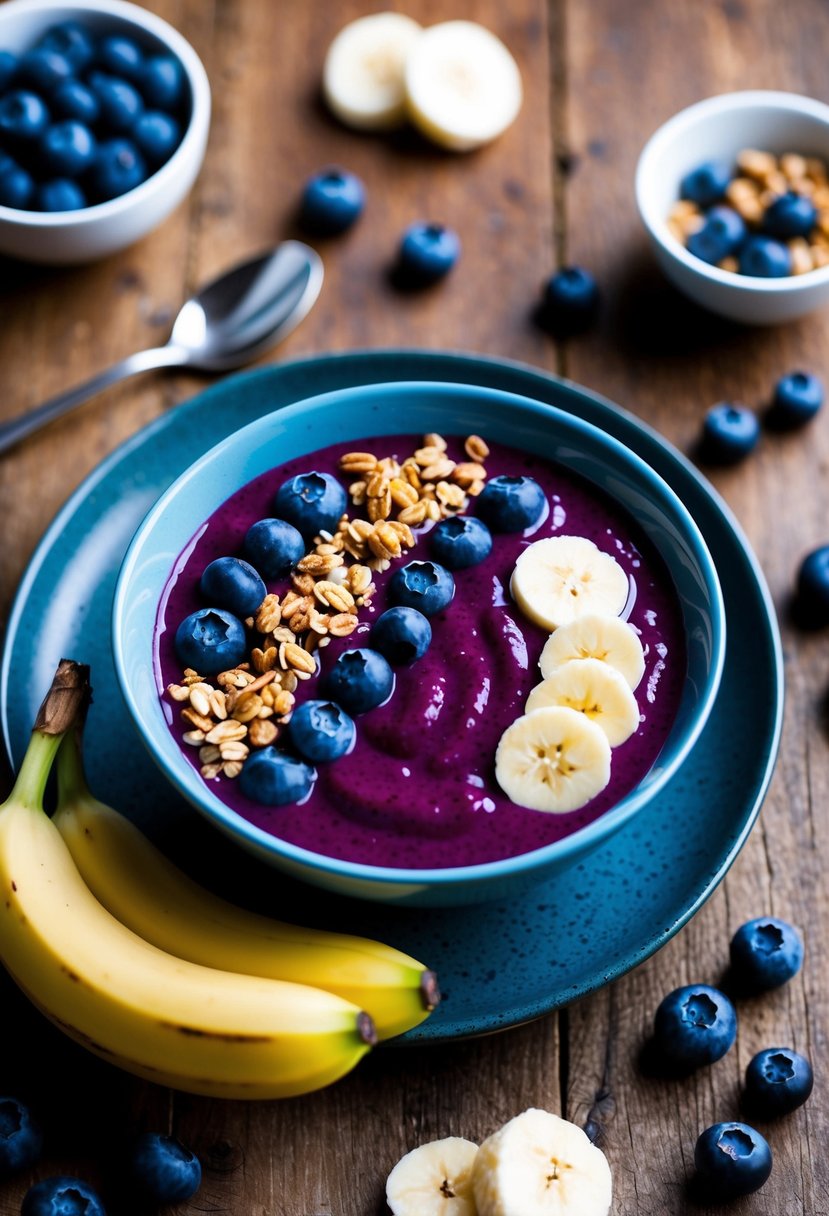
<box><xmin>0</xmin><ymin>351</ymin><xmax>782</xmax><ymax>1042</ymax></box>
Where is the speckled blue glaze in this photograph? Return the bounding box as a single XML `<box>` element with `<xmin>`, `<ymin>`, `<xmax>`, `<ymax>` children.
<box><xmin>113</xmin><ymin>382</ymin><xmax>724</xmax><ymax>905</ymax></box>
<box><xmin>0</xmin><ymin>352</ymin><xmax>782</xmax><ymax>1042</ymax></box>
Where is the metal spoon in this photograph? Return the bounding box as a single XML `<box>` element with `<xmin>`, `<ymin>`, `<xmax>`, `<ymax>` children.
<box><xmin>0</xmin><ymin>241</ymin><xmax>323</xmax><ymax>456</ymax></box>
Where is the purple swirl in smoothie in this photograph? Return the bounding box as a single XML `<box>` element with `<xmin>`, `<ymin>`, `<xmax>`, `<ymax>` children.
<box><xmin>155</xmin><ymin>434</ymin><xmax>685</xmax><ymax>869</ymax></box>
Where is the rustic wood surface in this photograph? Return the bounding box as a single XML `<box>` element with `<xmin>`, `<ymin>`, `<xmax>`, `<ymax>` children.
<box><xmin>0</xmin><ymin>0</ymin><xmax>826</xmax><ymax>1212</ymax></box>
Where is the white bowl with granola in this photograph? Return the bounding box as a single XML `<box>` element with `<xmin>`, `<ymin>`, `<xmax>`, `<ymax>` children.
<box><xmin>636</xmin><ymin>91</ymin><xmax>829</xmax><ymax>324</ymax></box>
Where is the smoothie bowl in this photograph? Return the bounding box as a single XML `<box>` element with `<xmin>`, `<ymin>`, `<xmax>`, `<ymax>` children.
<box><xmin>113</xmin><ymin>381</ymin><xmax>725</xmax><ymax>906</ymax></box>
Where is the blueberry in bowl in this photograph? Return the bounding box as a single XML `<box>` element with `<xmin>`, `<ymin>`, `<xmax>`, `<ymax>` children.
<box><xmin>370</xmin><ymin>606</ymin><xmax>432</xmax><ymax>665</ymax></box>
<box><xmin>476</xmin><ymin>474</ymin><xmax>546</xmax><ymax>532</ymax></box>
<box><xmin>429</xmin><ymin>516</ymin><xmax>492</xmax><ymax>570</ymax></box>
<box><xmin>388</xmin><ymin>560</ymin><xmax>455</xmax><ymax>617</ymax></box>
<box><xmin>0</xmin><ymin>0</ymin><xmax>210</xmax><ymax>264</ymax></box>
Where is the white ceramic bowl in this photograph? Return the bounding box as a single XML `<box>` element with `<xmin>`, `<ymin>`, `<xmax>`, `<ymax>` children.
<box><xmin>0</xmin><ymin>0</ymin><xmax>210</xmax><ymax>264</ymax></box>
<box><xmin>636</xmin><ymin>91</ymin><xmax>829</xmax><ymax>325</ymax></box>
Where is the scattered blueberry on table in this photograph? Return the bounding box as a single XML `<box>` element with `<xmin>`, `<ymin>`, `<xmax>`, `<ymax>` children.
<box><xmin>370</xmin><ymin>606</ymin><xmax>432</xmax><ymax>665</ymax></box>
<box><xmin>175</xmin><ymin>607</ymin><xmax>248</xmax><ymax>675</ymax></box>
<box><xmin>287</xmin><ymin>700</ymin><xmax>356</xmax><ymax>762</ymax></box>
<box><xmin>0</xmin><ymin>19</ymin><xmax>187</xmax><ymax>212</ymax></box>
<box><xmin>476</xmin><ymin>474</ymin><xmax>546</xmax><ymax>531</ymax></box>
<box><xmin>744</xmin><ymin>1047</ymin><xmax>814</xmax><ymax>1118</ymax></box>
<box><xmin>767</xmin><ymin>370</ymin><xmax>824</xmax><ymax>429</ymax></box>
<box><xmin>396</xmin><ymin>222</ymin><xmax>461</xmax><ymax>284</ymax></box>
<box><xmin>322</xmin><ymin>647</ymin><xmax>395</xmax><ymax>715</ymax></box>
<box><xmin>0</xmin><ymin>1096</ymin><xmax>42</xmax><ymax>1176</ymax></box>
<box><xmin>693</xmin><ymin>1122</ymin><xmax>772</xmax><ymax>1200</ymax></box>
<box><xmin>21</xmin><ymin>1176</ymin><xmax>107</xmax><ymax>1216</ymax></box>
<box><xmin>796</xmin><ymin>543</ymin><xmax>829</xmax><ymax>626</ymax></box>
<box><xmin>729</xmin><ymin>916</ymin><xmax>804</xmax><ymax>991</ymax></box>
<box><xmin>540</xmin><ymin>265</ymin><xmax>599</xmax><ymax>332</ymax></box>
<box><xmin>652</xmin><ymin>983</ymin><xmax>737</xmax><ymax>1070</ymax></box>
<box><xmin>300</xmin><ymin>167</ymin><xmax>365</xmax><ymax>234</ymax></box>
<box><xmin>699</xmin><ymin>402</ymin><xmax>760</xmax><ymax>465</ymax></box>
<box><xmin>127</xmin><ymin>1131</ymin><xmax>202</xmax><ymax>1205</ymax></box>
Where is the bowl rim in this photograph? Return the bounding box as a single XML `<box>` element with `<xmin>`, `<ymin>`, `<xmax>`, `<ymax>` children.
<box><xmin>635</xmin><ymin>89</ymin><xmax>829</xmax><ymax>292</ymax></box>
<box><xmin>113</xmin><ymin>379</ymin><xmax>726</xmax><ymax>889</ymax></box>
<box><xmin>0</xmin><ymin>0</ymin><xmax>210</xmax><ymax>226</ymax></box>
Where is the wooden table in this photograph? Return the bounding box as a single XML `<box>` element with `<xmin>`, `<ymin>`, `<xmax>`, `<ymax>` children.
<box><xmin>1</xmin><ymin>1</ymin><xmax>826</xmax><ymax>1212</ymax></box>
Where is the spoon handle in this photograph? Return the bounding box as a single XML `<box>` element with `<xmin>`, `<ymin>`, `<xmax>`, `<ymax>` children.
<box><xmin>0</xmin><ymin>344</ymin><xmax>187</xmax><ymax>457</ymax></box>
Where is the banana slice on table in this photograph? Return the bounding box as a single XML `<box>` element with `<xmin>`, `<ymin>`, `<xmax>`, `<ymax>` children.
<box><xmin>323</xmin><ymin>12</ymin><xmax>422</xmax><ymax>131</ymax></box>
<box><xmin>526</xmin><ymin>658</ymin><xmax>640</xmax><ymax>747</ymax></box>
<box><xmin>404</xmin><ymin>21</ymin><xmax>523</xmax><ymax>151</ymax></box>
<box><xmin>495</xmin><ymin>706</ymin><xmax>611</xmax><ymax>814</ymax></box>
<box><xmin>510</xmin><ymin>536</ymin><xmax>629</xmax><ymax>632</ymax></box>
<box><xmin>386</xmin><ymin>1137</ymin><xmax>479</xmax><ymax>1216</ymax></box>
<box><xmin>539</xmin><ymin>612</ymin><xmax>645</xmax><ymax>690</ymax></box>
<box><xmin>472</xmin><ymin>1108</ymin><xmax>612</xmax><ymax>1216</ymax></box>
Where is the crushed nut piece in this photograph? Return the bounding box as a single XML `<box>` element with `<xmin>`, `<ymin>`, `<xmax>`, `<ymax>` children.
<box><xmin>233</xmin><ymin>692</ymin><xmax>264</xmax><ymax>723</ymax></box>
<box><xmin>182</xmin><ymin>706</ymin><xmax>214</xmax><ymax>733</ymax></box>
<box><xmin>219</xmin><ymin>740</ymin><xmax>250</xmax><ymax>762</ymax></box>
<box><xmin>281</xmin><ymin>641</ymin><xmax>317</xmax><ymax>675</ymax></box>
<box><xmin>166</xmin><ymin>683</ymin><xmax>190</xmax><ymax>702</ymax></box>
<box><xmin>249</xmin><ymin>718</ymin><xmax>278</xmax><ymax>748</ymax></box>
<box><xmin>205</xmin><ymin>719</ymin><xmax>247</xmax><ymax>745</ymax></box>
<box><xmin>183</xmin><ymin>729</ymin><xmax>207</xmax><ymax>746</ymax></box>
<box><xmin>200</xmin><ymin>761</ymin><xmax>223</xmax><ymax>779</ymax></box>
<box><xmin>252</xmin><ymin>646</ymin><xmax>278</xmax><ymax>673</ymax></box>
<box><xmin>199</xmin><ymin>744</ymin><xmax>221</xmax><ymax>765</ymax></box>
<box><xmin>328</xmin><ymin>612</ymin><xmax>359</xmax><ymax>636</ymax></box>
<box><xmin>222</xmin><ymin>760</ymin><xmax>244</xmax><ymax>779</ymax></box>
<box><xmin>339</xmin><ymin>451</ymin><xmax>378</xmax><ymax>474</ymax></box>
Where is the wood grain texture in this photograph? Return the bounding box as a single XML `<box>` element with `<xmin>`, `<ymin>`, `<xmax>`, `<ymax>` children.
<box><xmin>0</xmin><ymin>0</ymin><xmax>826</xmax><ymax>1212</ymax></box>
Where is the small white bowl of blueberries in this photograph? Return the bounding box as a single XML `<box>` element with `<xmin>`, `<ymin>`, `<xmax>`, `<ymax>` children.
<box><xmin>636</xmin><ymin>91</ymin><xmax>829</xmax><ymax>324</ymax></box>
<box><xmin>0</xmin><ymin>0</ymin><xmax>210</xmax><ymax>264</ymax></box>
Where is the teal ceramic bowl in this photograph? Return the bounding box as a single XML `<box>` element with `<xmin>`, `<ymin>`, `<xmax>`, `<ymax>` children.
<box><xmin>113</xmin><ymin>381</ymin><xmax>725</xmax><ymax>905</ymax></box>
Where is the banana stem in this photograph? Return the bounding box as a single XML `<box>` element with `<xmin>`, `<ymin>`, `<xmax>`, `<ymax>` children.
<box><xmin>4</xmin><ymin>660</ymin><xmax>90</xmax><ymax>812</ymax></box>
<box><xmin>56</xmin><ymin>722</ymin><xmax>91</xmax><ymax>808</ymax></box>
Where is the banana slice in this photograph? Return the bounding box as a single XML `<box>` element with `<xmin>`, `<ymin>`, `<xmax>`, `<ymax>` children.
<box><xmin>404</xmin><ymin>21</ymin><xmax>523</xmax><ymax>152</ymax></box>
<box><xmin>510</xmin><ymin>537</ymin><xmax>629</xmax><ymax>632</ymax></box>
<box><xmin>539</xmin><ymin>613</ymin><xmax>645</xmax><ymax>690</ymax></box>
<box><xmin>526</xmin><ymin>658</ymin><xmax>640</xmax><ymax>747</ymax></box>
<box><xmin>495</xmin><ymin>707</ymin><xmax>611</xmax><ymax>814</ymax></box>
<box><xmin>472</xmin><ymin>1108</ymin><xmax>612</xmax><ymax>1216</ymax></box>
<box><xmin>387</xmin><ymin>1137</ymin><xmax>479</xmax><ymax>1216</ymax></box>
<box><xmin>323</xmin><ymin>13</ymin><xmax>423</xmax><ymax>131</ymax></box>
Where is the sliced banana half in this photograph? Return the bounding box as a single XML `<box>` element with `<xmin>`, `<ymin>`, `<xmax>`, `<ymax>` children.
<box><xmin>405</xmin><ymin>21</ymin><xmax>523</xmax><ymax>152</ymax></box>
<box><xmin>323</xmin><ymin>12</ymin><xmax>423</xmax><ymax>131</ymax></box>
<box><xmin>386</xmin><ymin>1137</ymin><xmax>480</xmax><ymax>1216</ymax></box>
<box><xmin>526</xmin><ymin>658</ymin><xmax>640</xmax><ymax>748</ymax></box>
<box><xmin>510</xmin><ymin>536</ymin><xmax>629</xmax><ymax>632</ymax></box>
<box><xmin>495</xmin><ymin>707</ymin><xmax>611</xmax><ymax>814</ymax></box>
<box><xmin>472</xmin><ymin>1108</ymin><xmax>612</xmax><ymax>1216</ymax></box>
<box><xmin>539</xmin><ymin>612</ymin><xmax>645</xmax><ymax>690</ymax></box>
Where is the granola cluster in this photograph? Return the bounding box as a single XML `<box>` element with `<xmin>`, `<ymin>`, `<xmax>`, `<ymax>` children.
<box><xmin>165</xmin><ymin>432</ymin><xmax>490</xmax><ymax>783</ymax></box>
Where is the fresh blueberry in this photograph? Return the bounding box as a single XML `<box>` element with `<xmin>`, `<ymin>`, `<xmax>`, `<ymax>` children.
<box><xmin>729</xmin><ymin>916</ymin><xmax>803</xmax><ymax>991</ymax></box>
<box><xmin>700</xmin><ymin>402</ymin><xmax>760</xmax><ymax>465</ymax></box>
<box><xmin>98</xmin><ymin>35</ymin><xmax>144</xmax><ymax>81</ymax></box>
<box><xmin>0</xmin><ymin>1097</ymin><xmax>42</xmax><ymax>1175</ymax></box>
<box><xmin>679</xmin><ymin>159</ymin><xmax>732</xmax><ymax>206</ymax></box>
<box><xmin>388</xmin><ymin>560</ymin><xmax>455</xmax><ymax>617</ymax></box>
<box><xmin>36</xmin><ymin>179</ymin><xmax>86</xmax><ymax>211</ymax></box>
<box><xmin>763</xmin><ymin>190</ymin><xmax>818</xmax><ymax>238</ymax></box>
<box><xmin>273</xmin><ymin>471</ymin><xmax>347</xmax><ymax>542</ymax></box>
<box><xmin>476</xmin><ymin>474</ymin><xmax>546</xmax><ymax>532</ymax></box>
<box><xmin>87</xmin><ymin>71</ymin><xmax>143</xmax><ymax>131</ymax></box>
<box><xmin>132</xmin><ymin>111</ymin><xmax>181</xmax><ymax>165</ymax></box>
<box><xmin>17</xmin><ymin>48</ymin><xmax>73</xmax><ymax>95</ymax></box>
<box><xmin>397</xmin><ymin>222</ymin><xmax>460</xmax><ymax>284</ymax></box>
<box><xmin>322</xmin><ymin>648</ymin><xmax>395</xmax><ymax>715</ymax></box>
<box><xmin>40</xmin><ymin>120</ymin><xmax>96</xmax><ymax>176</ymax></box>
<box><xmin>0</xmin><ymin>50</ymin><xmax>18</xmax><ymax>91</ymax></box>
<box><xmin>287</xmin><ymin>700</ymin><xmax>356</xmax><ymax>762</ymax></box>
<box><xmin>128</xmin><ymin>1132</ymin><xmax>202</xmax><ymax>1205</ymax></box>
<box><xmin>200</xmin><ymin>556</ymin><xmax>266</xmax><ymax>619</ymax></box>
<box><xmin>239</xmin><ymin>747</ymin><xmax>316</xmax><ymax>806</ymax></box>
<box><xmin>38</xmin><ymin>22</ymin><xmax>95</xmax><ymax>71</ymax></box>
<box><xmin>88</xmin><ymin>138</ymin><xmax>146</xmax><ymax>200</ymax></box>
<box><xmin>541</xmin><ymin>266</ymin><xmax>599</xmax><ymax>332</ymax></box>
<box><xmin>739</xmin><ymin>234</ymin><xmax>792</xmax><ymax>277</ymax></box>
<box><xmin>370</xmin><ymin>606</ymin><xmax>432</xmax><ymax>665</ymax></box>
<box><xmin>797</xmin><ymin>544</ymin><xmax>829</xmax><ymax>625</ymax></box>
<box><xmin>0</xmin><ymin>163</ymin><xmax>34</xmax><ymax>209</ymax></box>
<box><xmin>243</xmin><ymin>517</ymin><xmax>305</xmax><ymax>579</ymax></box>
<box><xmin>744</xmin><ymin>1048</ymin><xmax>814</xmax><ymax>1118</ymax></box>
<box><xmin>138</xmin><ymin>54</ymin><xmax>184</xmax><ymax>109</ymax></box>
<box><xmin>653</xmin><ymin>984</ymin><xmax>737</xmax><ymax>1070</ymax></box>
<box><xmin>174</xmin><ymin>607</ymin><xmax>247</xmax><ymax>675</ymax></box>
<box><xmin>768</xmin><ymin>370</ymin><xmax>824</xmax><ymax>429</ymax></box>
<box><xmin>0</xmin><ymin>90</ymin><xmax>50</xmax><ymax>142</ymax></box>
<box><xmin>429</xmin><ymin>515</ymin><xmax>493</xmax><ymax>570</ymax></box>
<box><xmin>694</xmin><ymin>1122</ymin><xmax>772</xmax><ymax>1200</ymax></box>
<box><xmin>52</xmin><ymin>79</ymin><xmax>100</xmax><ymax>124</ymax></box>
<box><xmin>300</xmin><ymin>168</ymin><xmax>365</xmax><ymax>235</ymax></box>
<box><xmin>686</xmin><ymin>206</ymin><xmax>747</xmax><ymax>265</ymax></box>
<box><xmin>22</xmin><ymin>1176</ymin><xmax>106</xmax><ymax>1216</ymax></box>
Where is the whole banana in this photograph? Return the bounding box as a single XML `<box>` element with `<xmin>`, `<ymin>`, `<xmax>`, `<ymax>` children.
<box><xmin>54</xmin><ymin>732</ymin><xmax>440</xmax><ymax>1040</ymax></box>
<box><xmin>0</xmin><ymin>663</ymin><xmax>375</xmax><ymax>1099</ymax></box>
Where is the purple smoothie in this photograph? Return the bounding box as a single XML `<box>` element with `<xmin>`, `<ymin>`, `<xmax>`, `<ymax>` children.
<box><xmin>156</xmin><ymin>434</ymin><xmax>686</xmax><ymax>869</ymax></box>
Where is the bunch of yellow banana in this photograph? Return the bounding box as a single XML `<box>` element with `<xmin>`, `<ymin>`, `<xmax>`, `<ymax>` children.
<box><xmin>0</xmin><ymin>661</ymin><xmax>440</xmax><ymax>1100</ymax></box>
